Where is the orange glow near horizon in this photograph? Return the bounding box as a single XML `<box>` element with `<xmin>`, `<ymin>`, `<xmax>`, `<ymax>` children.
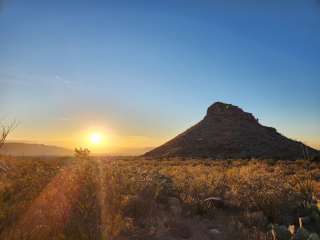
<box><xmin>6</xmin><ymin>123</ymin><xmax>320</xmax><ymax>155</ymax></box>
<box><xmin>6</xmin><ymin>129</ymin><xmax>320</xmax><ymax>155</ymax></box>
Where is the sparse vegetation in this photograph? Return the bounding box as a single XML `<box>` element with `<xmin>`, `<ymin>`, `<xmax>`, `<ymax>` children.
<box><xmin>0</xmin><ymin>156</ymin><xmax>319</xmax><ymax>239</ymax></box>
<box><xmin>0</xmin><ymin>121</ymin><xmax>17</xmax><ymax>150</ymax></box>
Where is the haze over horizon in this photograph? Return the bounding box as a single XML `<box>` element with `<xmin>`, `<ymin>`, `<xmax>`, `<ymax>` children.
<box><xmin>1</xmin><ymin>1</ymin><xmax>320</xmax><ymax>154</ymax></box>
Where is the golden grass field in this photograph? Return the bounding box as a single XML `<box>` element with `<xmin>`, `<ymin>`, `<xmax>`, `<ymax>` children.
<box><xmin>0</xmin><ymin>155</ymin><xmax>319</xmax><ymax>240</ymax></box>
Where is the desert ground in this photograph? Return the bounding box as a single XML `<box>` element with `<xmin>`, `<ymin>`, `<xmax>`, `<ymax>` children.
<box><xmin>0</xmin><ymin>154</ymin><xmax>319</xmax><ymax>240</ymax></box>
<box><xmin>2</xmin><ymin>1</ymin><xmax>320</xmax><ymax>240</ymax></box>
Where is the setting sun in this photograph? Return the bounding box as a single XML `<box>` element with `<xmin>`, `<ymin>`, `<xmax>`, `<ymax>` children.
<box><xmin>1</xmin><ymin>2</ymin><xmax>320</xmax><ymax>239</ymax></box>
<box><xmin>89</xmin><ymin>133</ymin><xmax>102</xmax><ymax>145</ymax></box>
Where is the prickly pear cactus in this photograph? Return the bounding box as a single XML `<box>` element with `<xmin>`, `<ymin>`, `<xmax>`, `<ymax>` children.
<box><xmin>308</xmin><ymin>233</ymin><xmax>320</xmax><ymax>240</ymax></box>
<box><xmin>271</xmin><ymin>224</ymin><xmax>292</xmax><ymax>240</ymax></box>
<box><xmin>294</xmin><ymin>227</ymin><xmax>311</xmax><ymax>240</ymax></box>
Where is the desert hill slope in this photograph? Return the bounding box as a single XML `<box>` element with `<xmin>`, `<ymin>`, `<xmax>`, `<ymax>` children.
<box><xmin>0</xmin><ymin>143</ymin><xmax>73</xmax><ymax>156</ymax></box>
<box><xmin>145</xmin><ymin>102</ymin><xmax>319</xmax><ymax>159</ymax></box>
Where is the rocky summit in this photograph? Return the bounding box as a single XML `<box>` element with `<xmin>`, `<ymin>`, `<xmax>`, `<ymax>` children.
<box><xmin>145</xmin><ymin>102</ymin><xmax>319</xmax><ymax>159</ymax></box>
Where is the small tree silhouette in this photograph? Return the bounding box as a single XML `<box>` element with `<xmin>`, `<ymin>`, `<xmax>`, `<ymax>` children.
<box><xmin>0</xmin><ymin>121</ymin><xmax>18</xmax><ymax>173</ymax></box>
<box><xmin>74</xmin><ymin>148</ymin><xmax>90</xmax><ymax>160</ymax></box>
<box><xmin>0</xmin><ymin>121</ymin><xmax>18</xmax><ymax>149</ymax></box>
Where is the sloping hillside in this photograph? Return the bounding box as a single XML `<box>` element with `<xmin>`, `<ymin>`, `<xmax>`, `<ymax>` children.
<box><xmin>0</xmin><ymin>143</ymin><xmax>73</xmax><ymax>156</ymax></box>
<box><xmin>145</xmin><ymin>102</ymin><xmax>319</xmax><ymax>159</ymax></box>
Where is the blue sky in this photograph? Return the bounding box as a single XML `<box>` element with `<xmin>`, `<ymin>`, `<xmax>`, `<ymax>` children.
<box><xmin>1</xmin><ymin>1</ymin><xmax>319</xmax><ymax>152</ymax></box>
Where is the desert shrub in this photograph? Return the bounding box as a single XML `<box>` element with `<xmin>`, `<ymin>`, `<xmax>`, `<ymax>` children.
<box><xmin>95</xmin><ymin>161</ymin><xmax>131</xmax><ymax>239</ymax></box>
<box><xmin>0</xmin><ymin>157</ymin><xmax>319</xmax><ymax>239</ymax></box>
<box><xmin>63</xmin><ymin>160</ymin><xmax>100</xmax><ymax>240</ymax></box>
<box><xmin>162</xmin><ymin>164</ymin><xmax>229</xmax><ymax>216</ymax></box>
<box><xmin>227</xmin><ymin>163</ymin><xmax>300</xmax><ymax>223</ymax></box>
<box><xmin>0</xmin><ymin>157</ymin><xmax>67</xmax><ymax>238</ymax></box>
<box><xmin>291</xmin><ymin>172</ymin><xmax>315</xmax><ymax>208</ymax></box>
<box><xmin>74</xmin><ymin>148</ymin><xmax>90</xmax><ymax>160</ymax></box>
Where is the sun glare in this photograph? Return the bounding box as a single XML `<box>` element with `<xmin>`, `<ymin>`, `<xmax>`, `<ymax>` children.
<box><xmin>90</xmin><ymin>133</ymin><xmax>102</xmax><ymax>145</ymax></box>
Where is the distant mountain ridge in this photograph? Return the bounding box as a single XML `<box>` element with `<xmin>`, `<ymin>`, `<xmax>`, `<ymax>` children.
<box><xmin>145</xmin><ymin>102</ymin><xmax>319</xmax><ymax>159</ymax></box>
<box><xmin>0</xmin><ymin>143</ymin><xmax>73</xmax><ymax>156</ymax></box>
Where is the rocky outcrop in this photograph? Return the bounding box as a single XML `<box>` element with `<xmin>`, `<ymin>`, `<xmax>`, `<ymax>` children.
<box><xmin>145</xmin><ymin>102</ymin><xmax>319</xmax><ymax>159</ymax></box>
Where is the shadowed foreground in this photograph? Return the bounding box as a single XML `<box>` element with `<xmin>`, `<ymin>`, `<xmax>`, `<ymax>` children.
<box><xmin>0</xmin><ymin>156</ymin><xmax>320</xmax><ymax>240</ymax></box>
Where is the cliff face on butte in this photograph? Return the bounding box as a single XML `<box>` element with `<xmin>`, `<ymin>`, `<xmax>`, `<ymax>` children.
<box><xmin>145</xmin><ymin>102</ymin><xmax>319</xmax><ymax>159</ymax></box>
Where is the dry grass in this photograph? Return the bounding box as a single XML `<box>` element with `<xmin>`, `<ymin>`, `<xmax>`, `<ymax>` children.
<box><xmin>0</xmin><ymin>155</ymin><xmax>319</xmax><ymax>239</ymax></box>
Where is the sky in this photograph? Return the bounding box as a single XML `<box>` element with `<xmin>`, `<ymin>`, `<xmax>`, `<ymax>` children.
<box><xmin>1</xmin><ymin>0</ymin><xmax>320</xmax><ymax>154</ymax></box>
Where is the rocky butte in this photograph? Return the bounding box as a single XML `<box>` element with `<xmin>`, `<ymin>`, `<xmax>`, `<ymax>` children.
<box><xmin>145</xmin><ymin>102</ymin><xmax>319</xmax><ymax>159</ymax></box>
